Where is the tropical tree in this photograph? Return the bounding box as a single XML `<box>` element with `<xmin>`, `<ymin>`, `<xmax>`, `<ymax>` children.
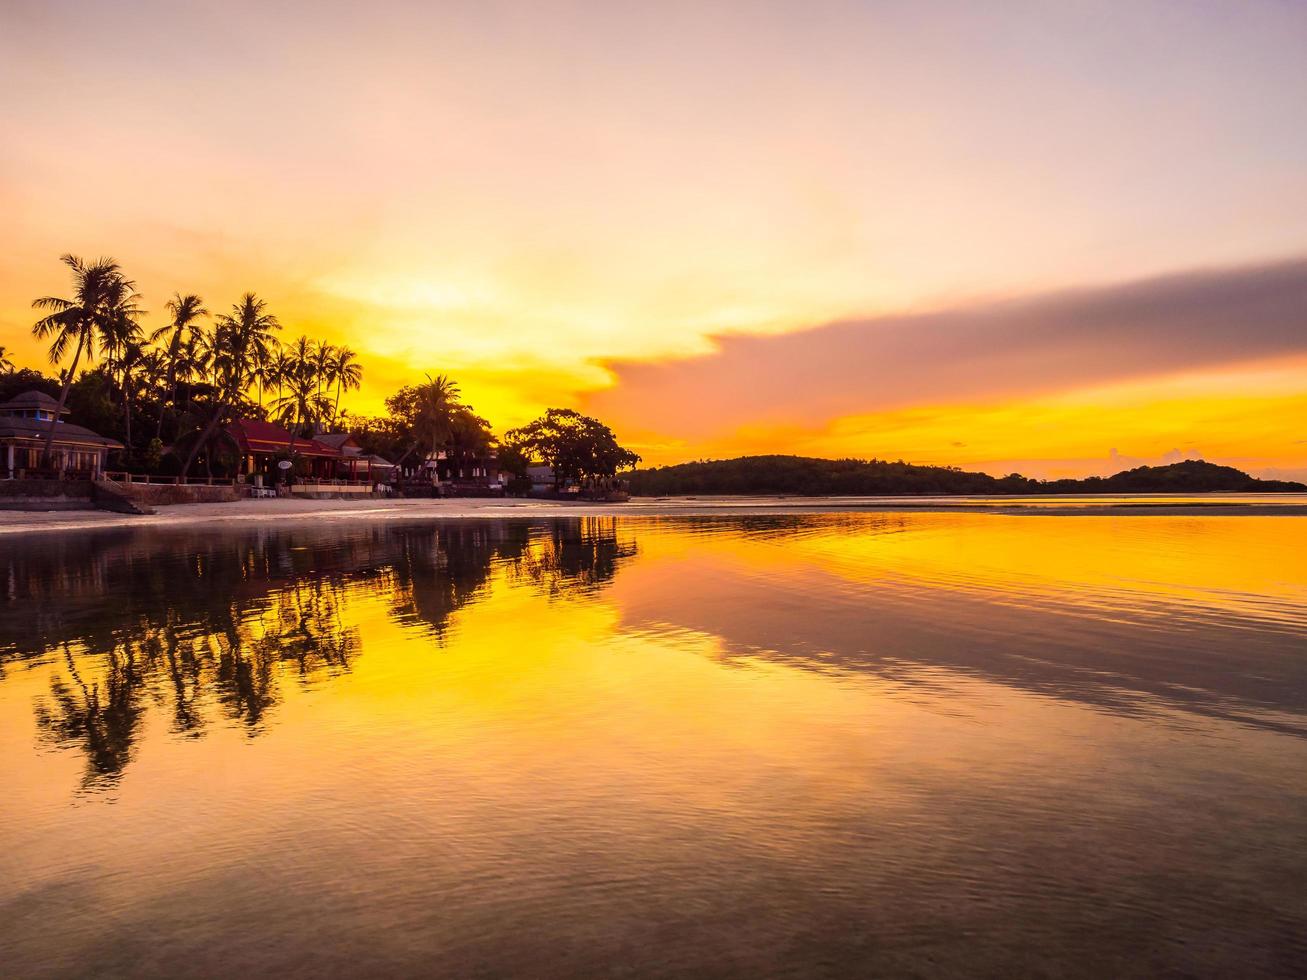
<box><xmin>313</xmin><ymin>341</ymin><xmax>335</xmax><ymax>408</ymax></box>
<box><xmin>0</xmin><ymin>347</ymin><xmax>14</xmax><ymax>374</ymax></box>
<box><xmin>271</xmin><ymin>335</ymin><xmax>324</xmax><ymax>445</ymax></box>
<box><xmin>445</xmin><ymin>405</ymin><xmax>496</xmax><ymax>479</ymax></box>
<box><xmin>179</xmin><ymin>292</ymin><xmax>280</xmax><ymax>477</ymax></box>
<box><xmin>116</xmin><ymin>336</ymin><xmax>147</xmax><ymax>457</ymax></box>
<box><xmin>380</xmin><ymin>373</ymin><xmax>462</xmax><ymax>468</ymax></box>
<box><xmin>505</xmin><ymin>408</ymin><xmax>640</xmax><ymax>491</ymax></box>
<box><xmin>149</xmin><ymin>293</ymin><xmax>209</xmax><ymax>441</ymax></box>
<box><xmin>31</xmin><ymin>255</ymin><xmax>140</xmax><ymax>463</ymax></box>
<box><xmin>327</xmin><ymin>345</ymin><xmax>362</xmax><ymax>427</ymax></box>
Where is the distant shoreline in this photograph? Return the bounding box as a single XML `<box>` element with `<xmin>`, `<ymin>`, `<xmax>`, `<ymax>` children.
<box><xmin>2</xmin><ymin>493</ymin><xmax>1306</xmax><ymax>536</ymax></box>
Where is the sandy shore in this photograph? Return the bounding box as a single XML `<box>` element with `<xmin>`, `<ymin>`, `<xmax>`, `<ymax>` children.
<box><xmin>1</xmin><ymin>494</ymin><xmax>1306</xmax><ymax>535</ymax></box>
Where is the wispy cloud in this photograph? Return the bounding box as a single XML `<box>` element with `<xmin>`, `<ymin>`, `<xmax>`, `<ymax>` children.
<box><xmin>588</xmin><ymin>256</ymin><xmax>1307</xmax><ymax>445</ymax></box>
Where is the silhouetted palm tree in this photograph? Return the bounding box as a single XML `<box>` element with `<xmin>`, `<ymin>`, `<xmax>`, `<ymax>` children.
<box><xmin>31</xmin><ymin>255</ymin><xmax>140</xmax><ymax>464</ymax></box>
<box><xmin>327</xmin><ymin>345</ymin><xmax>362</xmax><ymax>427</ymax></box>
<box><xmin>149</xmin><ymin>293</ymin><xmax>209</xmax><ymax>441</ymax></box>
<box><xmin>417</xmin><ymin>373</ymin><xmax>461</xmax><ymax>459</ymax></box>
<box><xmin>272</xmin><ymin>336</ymin><xmax>325</xmax><ymax>449</ymax></box>
<box><xmin>180</xmin><ymin>292</ymin><xmax>280</xmax><ymax>477</ymax></box>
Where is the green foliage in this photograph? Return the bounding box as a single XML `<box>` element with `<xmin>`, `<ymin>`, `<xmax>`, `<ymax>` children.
<box><xmin>626</xmin><ymin>456</ymin><xmax>1306</xmax><ymax>496</ymax></box>
<box><xmin>505</xmin><ymin>408</ymin><xmax>640</xmax><ymax>488</ymax></box>
<box><xmin>67</xmin><ymin>370</ymin><xmax>118</xmax><ymax>438</ymax></box>
<box><xmin>143</xmin><ymin>437</ymin><xmax>164</xmax><ymax>473</ymax></box>
<box><xmin>0</xmin><ymin>369</ymin><xmax>59</xmax><ymax>404</ymax></box>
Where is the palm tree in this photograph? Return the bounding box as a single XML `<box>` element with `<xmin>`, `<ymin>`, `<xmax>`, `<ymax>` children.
<box><xmin>149</xmin><ymin>294</ymin><xmax>208</xmax><ymax>441</ymax></box>
<box><xmin>271</xmin><ymin>336</ymin><xmax>322</xmax><ymax>451</ymax></box>
<box><xmin>99</xmin><ymin>298</ymin><xmax>148</xmax><ymax>455</ymax></box>
<box><xmin>0</xmin><ymin>347</ymin><xmax>14</xmax><ymax>374</ymax></box>
<box><xmin>251</xmin><ymin>336</ymin><xmax>281</xmax><ymax>415</ymax></box>
<box><xmin>313</xmin><ymin>342</ymin><xmax>335</xmax><ymax>409</ymax></box>
<box><xmin>327</xmin><ymin>345</ymin><xmax>362</xmax><ymax>428</ymax></box>
<box><xmin>31</xmin><ymin>255</ymin><xmax>140</xmax><ymax>464</ymax></box>
<box><xmin>416</xmin><ymin>373</ymin><xmax>461</xmax><ymax>463</ymax></box>
<box><xmin>180</xmin><ymin>293</ymin><xmax>280</xmax><ymax>477</ymax></box>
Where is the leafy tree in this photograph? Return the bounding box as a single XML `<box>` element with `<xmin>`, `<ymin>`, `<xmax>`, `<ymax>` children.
<box><xmin>505</xmin><ymin>408</ymin><xmax>640</xmax><ymax>490</ymax></box>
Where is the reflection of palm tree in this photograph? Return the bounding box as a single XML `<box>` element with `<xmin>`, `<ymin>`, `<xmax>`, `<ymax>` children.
<box><xmin>13</xmin><ymin>520</ymin><xmax>635</xmax><ymax>791</ymax></box>
<box><xmin>34</xmin><ymin>643</ymin><xmax>146</xmax><ymax>789</ymax></box>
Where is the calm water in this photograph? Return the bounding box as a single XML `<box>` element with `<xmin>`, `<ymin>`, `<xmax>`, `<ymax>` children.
<box><xmin>2</xmin><ymin>514</ymin><xmax>1305</xmax><ymax>977</ymax></box>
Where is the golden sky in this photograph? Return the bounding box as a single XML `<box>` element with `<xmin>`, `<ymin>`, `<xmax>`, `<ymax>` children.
<box><xmin>2</xmin><ymin>1</ymin><xmax>1306</xmax><ymax>478</ymax></box>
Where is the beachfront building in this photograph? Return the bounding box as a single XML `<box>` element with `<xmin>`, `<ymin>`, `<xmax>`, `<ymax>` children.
<box><xmin>398</xmin><ymin>449</ymin><xmax>503</xmax><ymax>495</ymax></box>
<box><xmin>0</xmin><ymin>390</ymin><xmax>122</xmax><ymax>478</ymax></box>
<box><xmin>315</xmin><ymin>432</ymin><xmax>389</xmax><ymax>484</ymax></box>
<box><xmin>225</xmin><ymin>419</ymin><xmax>345</xmax><ymax>483</ymax></box>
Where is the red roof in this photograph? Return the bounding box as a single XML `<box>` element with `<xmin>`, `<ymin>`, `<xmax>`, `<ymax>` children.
<box><xmin>226</xmin><ymin>419</ymin><xmax>343</xmax><ymax>458</ymax></box>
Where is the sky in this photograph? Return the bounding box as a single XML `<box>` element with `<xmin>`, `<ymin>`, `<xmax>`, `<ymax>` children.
<box><xmin>2</xmin><ymin>0</ymin><xmax>1305</xmax><ymax>478</ymax></box>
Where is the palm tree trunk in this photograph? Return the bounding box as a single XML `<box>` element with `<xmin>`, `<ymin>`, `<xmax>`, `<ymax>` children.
<box><xmin>180</xmin><ymin>406</ymin><xmax>224</xmax><ymax>478</ymax></box>
<box><xmin>43</xmin><ymin>330</ymin><xmax>87</xmax><ymax>467</ymax></box>
<box><xmin>123</xmin><ymin>380</ymin><xmax>133</xmax><ymax>465</ymax></box>
<box><xmin>154</xmin><ymin>375</ymin><xmax>174</xmax><ymax>442</ymax></box>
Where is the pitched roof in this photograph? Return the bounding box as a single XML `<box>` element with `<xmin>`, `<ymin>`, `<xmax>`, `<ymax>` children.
<box><xmin>0</xmin><ymin>390</ymin><xmax>68</xmax><ymax>415</ymax></box>
<box><xmin>364</xmin><ymin>454</ymin><xmax>396</xmax><ymax>469</ymax></box>
<box><xmin>0</xmin><ymin>416</ymin><xmax>122</xmax><ymax>448</ymax></box>
<box><xmin>226</xmin><ymin>419</ymin><xmax>343</xmax><ymax>458</ymax></box>
<box><xmin>315</xmin><ymin>432</ymin><xmax>360</xmax><ymax>451</ymax></box>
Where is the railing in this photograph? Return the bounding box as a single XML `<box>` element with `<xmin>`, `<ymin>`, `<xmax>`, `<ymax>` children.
<box><xmin>102</xmin><ymin>471</ymin><xmax>238</xmax><ymax>487</ymax></box>
<box><xmin>4</xmin><ymin>468</ymin><xmax>97</xmax><ymax>481</ymax></box>
<box><xmin>291</xmin><ymin>478</ymin><xmax>375</xmax><ymax>486</ymax></box>
<box><xmin>289</xmin><ymin>480</ymin><xmax>376</xmax><ymax>494</ymax></box>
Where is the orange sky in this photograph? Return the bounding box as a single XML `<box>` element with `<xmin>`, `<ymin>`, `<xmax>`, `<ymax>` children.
<box><xmin>2</xmin><ymin>1</ymin><xmax>1306</xmax><ymax>478</ymax></box>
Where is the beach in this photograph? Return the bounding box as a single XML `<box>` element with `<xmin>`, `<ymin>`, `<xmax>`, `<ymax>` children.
<box><xmin>2</xmin><ymin>493</ymin><xmax>1307</xmax><ymax>535</ymax></box>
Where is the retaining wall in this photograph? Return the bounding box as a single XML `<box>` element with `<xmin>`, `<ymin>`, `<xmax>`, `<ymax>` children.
<box><xmin>113</xmin><ymin>481</ymin><xmax>241</xmax><ymax>506</ymax></box>
<box><xmin>0</xmin><ymin>478</ymin><xmax>95</xmax><ymax>510</ymax></box>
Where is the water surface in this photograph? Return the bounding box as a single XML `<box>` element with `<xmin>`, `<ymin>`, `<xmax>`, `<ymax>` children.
<box><xmin>2</xmin><ymin>514</ymin><xmax>1305</xmax><ymax>977</ymax></box>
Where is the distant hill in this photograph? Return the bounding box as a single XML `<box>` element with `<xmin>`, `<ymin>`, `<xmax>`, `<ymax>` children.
<box><xmin>626</xmin><ymin>456</ymin><xmax>1306</xmax><ymax>497</ymax></box>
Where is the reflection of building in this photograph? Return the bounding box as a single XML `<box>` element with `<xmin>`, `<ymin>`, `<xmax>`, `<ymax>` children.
<box><xmin>0</xmin><ymin>390</ymin><xmax>122</xmax><ymax>477</ymax></box>
<box><xmin>226</xmin><ymin>419</ymin><xmax>345</xmax><ymax>482</ymax></box>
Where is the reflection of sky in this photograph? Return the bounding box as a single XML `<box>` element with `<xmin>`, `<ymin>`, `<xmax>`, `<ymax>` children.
<box><xmin>2</xmin><ymin>515</ymin><xmax>1307</xmax><ymax>974</ymax></box>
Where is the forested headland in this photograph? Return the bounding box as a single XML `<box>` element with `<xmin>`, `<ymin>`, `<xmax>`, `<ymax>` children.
<box><xmin>627</xmin><ymin>456</ymin><xmax>1306</xmax><ymax>497</ymax></box>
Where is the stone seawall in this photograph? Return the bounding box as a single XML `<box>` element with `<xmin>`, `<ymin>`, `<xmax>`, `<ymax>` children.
<box><xmin>113</xmin><ymin>482</ymin><xmax>241</xmax><ymax>506</ymax></box>
<box><xmin>0</xmin><ymin>478</ymin><xmax>94</xmax><ymax>510</ymax></box>
<box><xmin>1</xmin><ymin>478</ymin><xmax>241</xmax><ymax>513</ymax></box>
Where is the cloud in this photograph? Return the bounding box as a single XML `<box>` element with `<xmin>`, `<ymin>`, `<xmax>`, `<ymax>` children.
<box><xmin>586</xmin><ymin>256</ymin><xmax>1307</xmax><ymax>444</ymax></box>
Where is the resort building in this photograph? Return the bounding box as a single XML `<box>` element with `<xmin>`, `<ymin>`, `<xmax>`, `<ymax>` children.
<box><xmin>404</xmin><ymin>449</ymin><xmax>503</xmax><ymax>494</ymax></box>
<box><xmin>316</xmin><ymin>432</ymin><xmax>388</xmax><ymax>484</ymax></box>
<box><xmin>225</xmin><ymin>419</ymin><xmax>346</xmax><ymax>483</ymax></box>
<box><xmin>0</xmin><ymin>390</ymin><xmax>122</xmax><ymax>477</ymax></box>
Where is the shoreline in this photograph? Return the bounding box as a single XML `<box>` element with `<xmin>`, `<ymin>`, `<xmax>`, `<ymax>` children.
<box><xmin>2</xmin><ymin>494</ymin><xmax>1307</xmax><ymax>535</ymax></box>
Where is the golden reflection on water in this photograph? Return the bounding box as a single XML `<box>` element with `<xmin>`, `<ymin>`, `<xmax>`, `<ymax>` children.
<box><xmin>1</xmin><ymin>514</ymin><xmax>1306</xmax><ymax>976</ymax></box>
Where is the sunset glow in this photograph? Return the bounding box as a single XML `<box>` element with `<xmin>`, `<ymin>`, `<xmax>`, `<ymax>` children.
<box><xmin>3</xmin><ymin>0</ymin><xmax>1306</xmax><ymax>476</ymax></box>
